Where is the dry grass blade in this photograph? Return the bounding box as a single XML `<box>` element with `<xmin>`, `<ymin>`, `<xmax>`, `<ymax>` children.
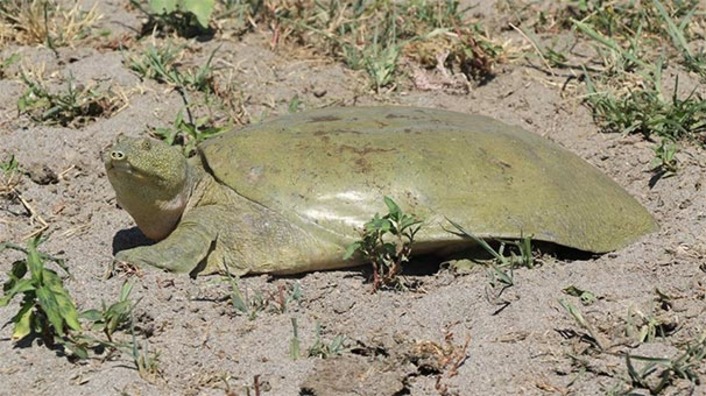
<box><xmin>0</xmin><ymin>0</ymin><xmax>102</xmax><ymax>47</ymax></box>
<box><xmin>559</xmin><ymin>298</ymin><xmax>607</xmax><ymax>351</ymax></box>
<box><xmin>509</xmin><ymin>23</ymin><xmax>555</xmax><ymax>76</ymax></box>
<box><xmin>12</xmin><ymin>188</ymin><xmax>49</xmax><ymax>239</ymax></box>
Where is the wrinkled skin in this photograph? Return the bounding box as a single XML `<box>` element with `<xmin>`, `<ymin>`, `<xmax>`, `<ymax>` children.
<box><xmin>104</xmin><ymin>106</ymin><xmax>657</xmax><ymax>276</ymax></box>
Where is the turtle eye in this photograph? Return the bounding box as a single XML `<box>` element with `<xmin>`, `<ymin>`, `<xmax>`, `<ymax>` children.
<box><xmin>141</xmin><ymin>139</ymin><xmax>152</xmax><ymax>150</ymax></box>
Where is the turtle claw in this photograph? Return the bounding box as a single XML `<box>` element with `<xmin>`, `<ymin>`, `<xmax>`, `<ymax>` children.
<box><xmin>114</xmin><ymin>246</ymin><xmax>167</xmax><ymax>271</ymax></box>
<box><xmin>111</xmin><ymin>247</ymin><xmax>153</xmax><ymax>276</ymax></box>
<box><xmin>110</xmin><ymin>258</ymin><xmax>143</xmax><ymax>278</ymax></box>
<box><xmin>113</xmin><ymin>242</ymin><xmax>205</xmax><ymax>274</ymax></box>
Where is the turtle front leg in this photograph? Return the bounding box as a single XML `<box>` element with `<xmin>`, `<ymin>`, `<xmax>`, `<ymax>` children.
<box><xmin>114</xmin><ymin>207</ymin><xmax>219</xmax><ymax>274</ymax></box>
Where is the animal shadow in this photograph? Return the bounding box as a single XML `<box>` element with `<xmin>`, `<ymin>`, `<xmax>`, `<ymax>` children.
<box><xmin>111</xmin><ymin>227</ymin><xmax>154</xmax><ymax>255</ymax></box>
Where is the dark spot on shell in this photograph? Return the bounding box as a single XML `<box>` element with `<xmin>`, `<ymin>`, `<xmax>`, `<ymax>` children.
<box><xmin>337</xmin><ymin>144</ymin><xmax>394</xmax><ymax>156</ymax></box>
<box><xmin>313</xmin><ymin>129</ymin><xmax>362</xmax><ymax>136</ymax></box>
<box><xmin>336</xmin><ymin>144</ymin><xmax>394</xmax><ymax>174</ymax></box>
<box><xmin>308</xmin><ymin>115</ymin><xmax>342</xmax><ymax>123</ymax></box>
<box><xmin>497</xmin><ymin>160</ymin><xmax>511</xmax><ymax>169</ymax></box>
<box><xmin>385</xmin><ymin>113</ymin><xmax>408</xmax><ymax>119</ymax></box>
<box><xmin>355</xmin><ymin>157</ymin><xmax>370</xmax><ymax>172</ymax></box>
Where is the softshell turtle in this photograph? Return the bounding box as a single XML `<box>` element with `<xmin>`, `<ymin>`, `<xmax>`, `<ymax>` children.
<box><xmin>105</xmin><ymin>106</ymin><xmax>657</xmax><ymax>276</ymax></box>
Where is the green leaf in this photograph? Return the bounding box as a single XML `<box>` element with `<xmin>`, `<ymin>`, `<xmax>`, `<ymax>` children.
<box><xmin>1</xmin><ymin>53</ymin><xmax>20</xmax><ymax>69</ymax></box>
<box><xmin>63</xmin><ymin>341</ymin><xmax>89</xmax><ymax>360</ymax></box>
<box><xmin>399</xmin><ymin>216</ymin><xmax>422</xmax><ymax>231</ymax></box>
<box><xmin>149</xmin><ymin>0</ymin><xmax>177</xmax><ymax>14</ymax></box>
<box><xmin>381</xmin><ymin>242</ymin><xmax>396</xmax><ymax>256</ymax></box>
<box><xmin>11</xmin><ymin>304</ymin><xmax>34</xmax><ymax>340</ymax></box>
<box><xmin>343</xmin><ymin>242</ymin><xmax>361</xmax><ymax>260</ymax></box>
<box><xmin>105</xmin><ymin>300</ymin><xmax>132</xmax><ymax>331</ymax></box>
<box><xmin>26</xmin><ymin>238</ymin><xmax>45</xmax><ymax>282</ymax></box>
<box><xmin>0</xmin><ymin>278</ymin><xmax>35</xmax><ymax>307</ymax></box>
<box><xmin>289</xmin><ymin>317</ymin><xmax>300</xmax><ymax>360</ymax></box>
<box><xmin>379</xmin><ymin>218</ymin><xmax>392</xmax><ymax>233</ymax></box>
<box><xmin>117</xmin><ymin>281</ymin><xmax>135</xmax><ymax>303</ymax></box>
<box><xmin>43</xmin><ymin>270</ymin><xmax>81</xmax><ymax>332</ymax></box>
<box><xmin>227</xmin><ymin>274</ymin><xmax>248</xmax><ymax>315</ymax></box>
<box><xmin>383</xmin><ymin>196</ymin><xmax>401</xmax><ymax>217</ymax></box>
<box><xmin>180</xmin><ymin>0</ymin><xmax>214</xmax><ymax>28</ymax></box>
<box><xmin>365</xmin><ymin>215</ymin><xmax>390</xmax><ymax>232</ymax></box>
<box><xmin>80</xmin><ymin>309</ymin><xmax>103</xmax><ymax>322</ymax></box>
<box><xmin>36</xmin><ymin>286</ymin><xmax>65</xmax><ymax>336</ymax></box>
<box><xmin>35</xmin><ymin>270</ymin><xmax>81</xmax><ymax>334</ymax></box>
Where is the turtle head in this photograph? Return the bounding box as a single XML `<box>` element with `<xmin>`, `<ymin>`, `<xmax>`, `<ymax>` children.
<box><xmin>104</xmin><ymin>136</ymin><xmax>193</xmax><ymax>240</ymax></box>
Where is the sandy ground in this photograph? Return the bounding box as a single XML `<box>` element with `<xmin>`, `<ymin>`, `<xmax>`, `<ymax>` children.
<box><xmin>2</xmin><ymin>1</ymin><xmax>706</xmax><ymax>395</ymax></box>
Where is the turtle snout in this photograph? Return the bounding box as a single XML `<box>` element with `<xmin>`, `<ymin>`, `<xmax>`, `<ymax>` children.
<box><xmin>104</xmin><ymin>147</ymin><xmax>129</xmax><ymax>172</ymax></box>
<box><xmin>110</xmin><ymin>149</ymin><xmax>126</xmax><ymax>161</ymax></box>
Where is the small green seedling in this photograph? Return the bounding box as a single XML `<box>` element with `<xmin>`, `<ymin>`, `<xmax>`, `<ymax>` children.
<box><xmin>223</xmin><ymin>270</ymin><xmax>301</xmax><ymax>319</ymax></box>
<box><xmin>308</xmin><ymin>322</ymin><xmax>346</xmax><ymax>359</ymax></box>
<box><xmin>651</xmin><ymin>139</ymin><xmax>678</xmax><ymax>178</ymax></box>
<box><xmin>0</xmin><ymin>154</ymin><xmax>19</xmax><ymax>174</ymax></box>
<box><xmin>446</xmin><ymin>218</ymin><xmax>535</xmax><ymax>269</ymax></box>
<box><xmin>0</xmin><ymin>154</ymin><xmax>20</xmax><ymax>180</ymax></box>
<box><xmin>344</xmin><ymin>196</ymin><xmax>422</xmax><ymax>292</ymax></box>
<box><xmin>288</xmin><ymin>94</ymin><xmax>302</xmax><ymax>113</ymax></box>
<box><xmin>289</xmin><ymin>319</ymin><xmax>346</xmax><ymax>360</ymax></box>
<box><xmin>0</xmin><ymin>154</ymin><xmax>21</xmax><ymax>195</ymax></box>
<box><xmin>224</xmin><ymin>271</ymin><xmax>267</xmax><ymax>320</ymax></box>
<box><xmin>625</xmin><ymin>289</ymin><xmax>678</xmax><ymax>344</ymax></box>
<box><xmin>131</xmin><ymin>323</ymin><xmax>162</xmax><ymax>381</ymax></box>
<box><xmin>17</xmin><ymin>72</ymin><xmax>123</xmax><ymax>127</ymax></box>
<box><xmin>269</xmin><ymin>282</ymin><xmax>303</xmax><ymax>314</ymax></box>
<box><xmin>0</xmin><ymin>237</ymin><xmax>82</xmax><ymax>353</ymax></box>
<box><xmin>445</xmin><ymin>218</ymin><xmax>535</xmax><ymax>296</ymax></box>
<box><xmin>81</xmin><ymin>281</ymin><xmax>137</xmax><ymax>343</ymax></box>
<box><xmin>289</xmin><ymin>317</ymin><xmax>301</xmax><ymax>360</ymax></box>
<box><xmin>0</xmin><ymin>53</ymin><xmax>19</xmax><ymax>78</ymax></box>
<box><xmin>624</xmin><ymin>332</ymin><xmax>706</xmax><ymax>394</ymax></box>
<box><xmin>127</xmin><ymin>43</ymin><xmax>180</xmax><ymax>82</ymax></box>
<box><xmin>127</xmin><ymin>44</ymin><xmax>218</xmax><ymax>93</ymax></box>
<box><xmin>361</xmin><ymin>24</ymin><xmax>402</xmax><ymax>92</ymax></box>
<box><xmin>151</xmin><ymin>109</ymin><xmax>226</xmax><ymax>156</ymax></box>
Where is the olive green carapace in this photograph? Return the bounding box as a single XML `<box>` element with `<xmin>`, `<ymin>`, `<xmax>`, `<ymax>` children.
<box><xmin>105</xmin><ymin>106</ymin><xmax>658</xmax><ymax>276</ymax></box>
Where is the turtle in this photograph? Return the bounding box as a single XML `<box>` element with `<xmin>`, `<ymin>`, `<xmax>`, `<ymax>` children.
<box><xmin>104</xmin><ymin>106</ymin><xmax>657</xmax><ymax>276</ymax></box>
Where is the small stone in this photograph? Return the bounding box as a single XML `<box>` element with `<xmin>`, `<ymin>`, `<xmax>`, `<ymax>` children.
<box><xmin>25</xmin><ymin>163</ymin><xmax>58</xmax><ymax>185</ymax></box>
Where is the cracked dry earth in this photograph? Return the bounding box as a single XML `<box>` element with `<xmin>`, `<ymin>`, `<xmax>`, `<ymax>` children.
<box><xmin>2</xmin><ymin>1</ymin><xmax>706</xmax><ymax>395</ymax></box>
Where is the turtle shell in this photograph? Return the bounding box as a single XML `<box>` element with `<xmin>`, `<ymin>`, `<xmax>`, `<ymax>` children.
<box><xmin>199</xmin><ymin>106</ymin><xmax>656</xmax><ymax>253</ymax></box>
